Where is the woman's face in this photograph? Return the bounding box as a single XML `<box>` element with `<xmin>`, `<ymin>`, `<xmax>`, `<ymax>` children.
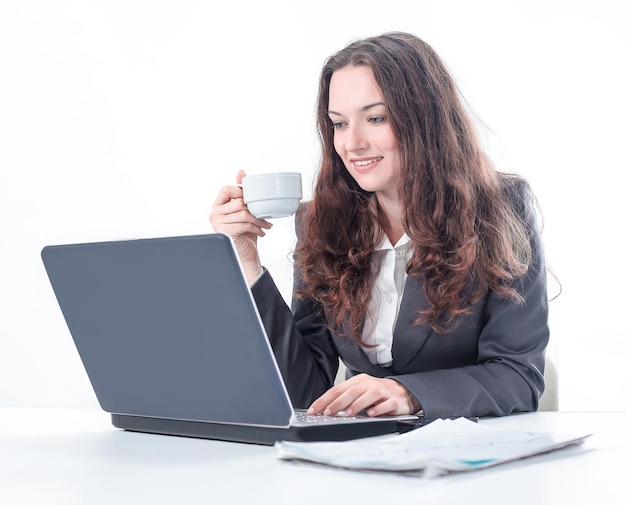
<box><xmin>328</xmin><ymin>65</ymin><xmax>401</xmax><ymax>200</ymax></box>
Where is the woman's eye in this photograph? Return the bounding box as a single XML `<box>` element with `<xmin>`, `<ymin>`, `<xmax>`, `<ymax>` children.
<box><xmin>369</xmin><ymin>115</ymin><xmax>386</xmax><ymax>125</ymax></box>
<box><xmin>332</xmin><ymin>121</ymin><xmax>347</xmax><ymax>131</ymax></box>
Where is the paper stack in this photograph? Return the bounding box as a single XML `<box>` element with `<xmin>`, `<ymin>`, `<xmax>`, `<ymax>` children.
<box><xmin>276</xmin><ymin>417</ymin><xmax>591</xmax><ymax>477</ymax></box>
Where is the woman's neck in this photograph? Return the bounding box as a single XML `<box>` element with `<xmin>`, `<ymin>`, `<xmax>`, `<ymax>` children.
<box><xmin>376</xmin><ymin>193</ymin><xmax>405</xmax><ymax>246</ymax></box>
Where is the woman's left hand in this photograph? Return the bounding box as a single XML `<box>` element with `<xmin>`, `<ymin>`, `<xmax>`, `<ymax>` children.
<box><xmin>307</xmin><ymin>374</ymin><xmax>420</xmax><ymax>417</ymax></box>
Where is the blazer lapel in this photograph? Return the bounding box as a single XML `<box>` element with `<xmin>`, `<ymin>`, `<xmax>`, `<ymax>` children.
<box><xmin>391</xmin><ymin>276</ymin><xmax>434</xmax><ymax>372</ymax></box>
<box><xmin>330</xmin><ymin>315</ymin><xmax>393</xmax><ymax>378</ymax></box>
<box><xmin>330</xmin><ymin>276</ymin><xmax>435</xmax><ymax>376</ymax></box>
<box><xmin>332</xmin><ymin>329</ymin><xmax>391</xmax><ymax>378</ymax></box>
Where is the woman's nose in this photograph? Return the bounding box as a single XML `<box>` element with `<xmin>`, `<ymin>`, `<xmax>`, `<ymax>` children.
<box><xmin>345</xmin><ymin>124</ymin><xmax>368</xmax><ymax>152</ymax></box>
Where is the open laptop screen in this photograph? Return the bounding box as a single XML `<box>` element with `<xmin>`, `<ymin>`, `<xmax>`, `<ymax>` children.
<box><xmin>42</xmin><ymin>233</ymin><xmax>294</xmax><ymax>428</ymax></box>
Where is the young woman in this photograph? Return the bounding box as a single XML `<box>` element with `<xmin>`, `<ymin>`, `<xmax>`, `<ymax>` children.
<box><xmin>210</xmin><ymin>32</ymin><xmax>549</xmax><ymax>419</ymax></box>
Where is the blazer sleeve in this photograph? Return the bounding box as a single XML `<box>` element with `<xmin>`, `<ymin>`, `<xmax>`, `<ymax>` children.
<box><xmin>250</xmin><ymin>258</ymin><xmax>339</xmax><ymax>409</ymax></box>
<box><xmin>391</xmin><ymin>178</ymin><xmax>550</xmax><ymax>418</ymax></box>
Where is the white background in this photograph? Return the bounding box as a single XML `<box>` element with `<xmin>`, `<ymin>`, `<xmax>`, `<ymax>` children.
<box><xmin>1</xmin><ymin>0</ymin><xmax>624</xmax><ymax>411</ymax></box>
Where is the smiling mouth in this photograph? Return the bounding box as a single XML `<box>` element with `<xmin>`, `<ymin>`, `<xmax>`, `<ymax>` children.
<box><xmin>352</xmin><ymin>157</ymin><xmax>382</xmax><ymax>167</ymax></box>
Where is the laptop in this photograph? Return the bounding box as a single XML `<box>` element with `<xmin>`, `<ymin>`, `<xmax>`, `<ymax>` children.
<box><xmin>41</xmin><ymin>233</ymin><xmax>420</xmax><ymax>445</ymax></box>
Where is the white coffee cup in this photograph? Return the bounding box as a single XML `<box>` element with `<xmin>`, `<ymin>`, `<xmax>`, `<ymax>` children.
<box><xmin>242</xmin><ymin>172</ymin><xmax>302</xmax><ymax>219</ymax></box>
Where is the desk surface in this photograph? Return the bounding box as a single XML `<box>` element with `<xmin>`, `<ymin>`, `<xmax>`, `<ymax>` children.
<box><xmin>1</xmin><ymin>408</ymin><xmax>624</xmax><ymax>505</ymax></box>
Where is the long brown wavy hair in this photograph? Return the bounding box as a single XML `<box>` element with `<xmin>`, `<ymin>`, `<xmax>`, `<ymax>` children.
<box><xmin>295</xmin><ymin>32</ymin><xmax>532</xmax><ymax>340</ymax></box>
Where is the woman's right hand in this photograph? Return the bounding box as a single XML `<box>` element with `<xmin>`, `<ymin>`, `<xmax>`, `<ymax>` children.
<box><xmin>210</xmin><ymin>170</ymin><xmax>272</xmax><ymax>284</ymax></box>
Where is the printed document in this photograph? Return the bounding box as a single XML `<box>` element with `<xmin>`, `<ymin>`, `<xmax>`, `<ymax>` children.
<box><xmin>276</xmin><ymin>417</ymin><xmax>591</xmax><ymax>477</ymax></box>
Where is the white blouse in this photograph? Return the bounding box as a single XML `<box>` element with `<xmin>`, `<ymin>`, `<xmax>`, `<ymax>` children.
<box><xmin>360</xmin><ymin>233</ymin><xmax>411</xmax><ymax>367</ymax></box>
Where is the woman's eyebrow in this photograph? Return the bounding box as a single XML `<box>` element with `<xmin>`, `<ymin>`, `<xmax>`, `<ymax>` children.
<box><xmin>328</xmin><ymin>102</ymin><xmax>386</xmax><ymax>116</ymax></box>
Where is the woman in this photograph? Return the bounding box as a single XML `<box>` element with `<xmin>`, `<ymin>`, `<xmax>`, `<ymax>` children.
<box><xmin>210</xmin><ymin>32</ymin><xmax>549</xmax><ymax>419</ymax></box>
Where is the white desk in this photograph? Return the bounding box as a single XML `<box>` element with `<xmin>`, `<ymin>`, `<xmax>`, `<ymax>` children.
<box><xmin>1</xmin><ymin>408</ymin><xmax>624</xmax><ymax>505</ymax></box>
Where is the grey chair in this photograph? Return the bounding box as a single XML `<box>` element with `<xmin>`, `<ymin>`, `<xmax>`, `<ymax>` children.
<box><xmin>538</xmin><ymin>355</ymin><xmax>559</xmax><ymax>411</ymax></box>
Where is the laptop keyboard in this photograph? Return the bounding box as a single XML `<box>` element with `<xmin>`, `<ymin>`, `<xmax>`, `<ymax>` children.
<box><xmin>294</xmin><ymin>410</ymin><xmax>360</xmax><ymax>423</ymax></box>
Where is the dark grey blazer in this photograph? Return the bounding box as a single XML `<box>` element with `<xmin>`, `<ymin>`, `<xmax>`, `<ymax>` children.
<box><xmin>251</xmin><ymin>178</ymin><xmax>549</xmax><ymax>418</ymax></box>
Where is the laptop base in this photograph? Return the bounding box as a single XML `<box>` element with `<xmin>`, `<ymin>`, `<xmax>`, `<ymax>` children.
<box><xmin>111</xmin><ymin>413</ymin><xmax>403</xmax><ymax>445</ymax></box>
